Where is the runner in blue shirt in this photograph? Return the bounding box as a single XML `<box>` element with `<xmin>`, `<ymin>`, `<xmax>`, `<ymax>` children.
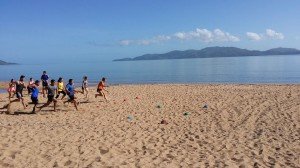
<box><xmin>63</xmin><ymin>79</ymin><xmax>78</xmax><ymax>110</ymax></box>
<box><xmin>29</xmin><ymin>80</ymin><xmax>40</xmax><ymax>113</ymax></box>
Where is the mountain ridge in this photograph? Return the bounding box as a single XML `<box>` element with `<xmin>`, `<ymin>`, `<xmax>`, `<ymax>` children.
<box><xmin>0</xmin><ymin>60</ymin><xmax>16</xmax><ymax>65</ymax></box>
<box><xmin>113</xmin><ymin>47</ymin><xmax>300</xmax><ymax>61</ymax></box>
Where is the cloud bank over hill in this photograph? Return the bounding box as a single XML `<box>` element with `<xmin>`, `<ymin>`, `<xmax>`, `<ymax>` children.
<box><xmin>246</xmin><ymin>29</ymin><xmax>284</xmax><ymax>41</ymax></box>
<box><xmin>120</xmin><ymin>28</ymin><xmax>284</xmax><ymax>46</ymax></box>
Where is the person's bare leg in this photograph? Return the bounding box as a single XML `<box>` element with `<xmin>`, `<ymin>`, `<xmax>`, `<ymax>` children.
<box><xmin>21</xmin><ymin>98</ymin><xmax>27</xmax><ymax>109</ymax></box>
<box><xmin>42</xmin><ymin>87</ymin><xmax>45</xmax><ymax>97</ymax></box>
<box><xmin>53</xmin><ymin>99</ymin><xmax>57</xmax><ymax>111</ymax></box>
<box><xmin>32</xmin><ymin>104</ymin><xmax>37</xmax><ymax>113</ymax></box>
<box><xmin>53</xmin><ymin>100</ymin><xmax>57</xmax><ymax>111</ymax></box>
<box><xmin>101</xmin><ymin>91</ymin><xmax>108</xmax><ymax>101</ymax></box>
<box><xmin>85</xmin><ymin>89</ymin><xmax>88</xmax><ymax>99</ymax></box>
<box><xmin>10</xmin><ymin>98</ymin><xmax>19</xmax><ymax>103</ymax></box>
<box><xmin>38</xmin><ymin>101</ymin><xmax>51</xmax><ymax>111</ymax></box>
<box><xmin>95</xmin><ymin>91</ymin><xmax>103</xmax><ymax>98</ymax></box>
<box><xmin>73</xmin><ymin>100</ymin><xmax>78</xmax><ymax>110</ymax></box>
<box><xmin>61</xmin><ymin>94</ymin><xmax>66</xmax><ymax>100</ymax></box>
<box><xmin>8</xmin><ymin>92</ymin><xmax>11</xmax><ymax>101</ymax></box>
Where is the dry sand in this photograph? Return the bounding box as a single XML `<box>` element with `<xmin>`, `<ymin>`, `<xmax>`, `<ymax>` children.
<box><xmin>0</xmin><ymin>84</ymin><xmax>299</xmax><ymax>167</ymax></box>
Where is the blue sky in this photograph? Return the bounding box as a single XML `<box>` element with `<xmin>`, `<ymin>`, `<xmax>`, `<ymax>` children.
<box><xmin>1</xmin><ymin>0</ymin><xmax>300</xmax><ymax>63</ymax></box>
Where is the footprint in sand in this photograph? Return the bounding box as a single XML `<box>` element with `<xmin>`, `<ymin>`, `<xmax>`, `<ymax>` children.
<box><xmin>9</xmin><ymin>150</ymin><xmax>20</xmax><ymax>159</ymax></box>
<box><xmin>99</xmin><ymin>147</ymin><xmax>109</xmax><ymax>155</ymax></box>
<box><xmin>95</xmin><ymin>156</ymin><xmax>101</xmax><ymax>162</ymax></box>
<box><xmin>53</xmin><ymin>161</ymin><xmax>59</xmax><ymax>167</ymax></box>
<box><xmin>64</xmin><ymin>160</ymin><xmax>72</xmax><ymax>166</ymax></box>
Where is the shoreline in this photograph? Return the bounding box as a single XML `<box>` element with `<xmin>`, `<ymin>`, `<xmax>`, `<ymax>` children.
<box><xmin>1</xmin><ymin>80</ymin><xmax>300</xmax><ymax>94</ymax></box>
<box><xmin>1</xmin><ymin>81</ymin><xmax>300</xmax><ymax>87</ymax></box>
<box><xmin>1</xmin><ymin>82</ymin><xmax>300</xmax><ymax>94</ymax></box>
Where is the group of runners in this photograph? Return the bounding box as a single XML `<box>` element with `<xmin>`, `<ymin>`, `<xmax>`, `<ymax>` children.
<box><xmin>2</xmin><ymin>71</ymin><xmax>108</xmax><ymax>113</ymax></box>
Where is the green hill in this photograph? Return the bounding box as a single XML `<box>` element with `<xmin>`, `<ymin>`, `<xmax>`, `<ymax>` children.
<box><xmin>114</xmin><ymin>47</ymin><xmax>300</xmax><ymax>61</ymax></box>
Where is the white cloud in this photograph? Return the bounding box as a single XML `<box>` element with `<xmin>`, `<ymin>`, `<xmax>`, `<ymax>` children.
<box><xmin>190</xmin><ymin>28</ymin><xmax>213</xmax><ymax>42</ymax></box>
<box><xmin>246</xmin><ymin>29</ymin><xmax>284</xmax><ymax>41</ymax></box>
<box><xmin>174</xmin><ymin>28</ymin><xmax>239</xmax><ymax>42</ymax></box>
<box><xmin>120</xmin><ymin>28</ymin><xmax>239</xmax><ymax>46</ymax></box>
<box><xmin>154</xmin><ymin>35</ymin><xmax>171</xmax><ymax>41</ymax></box>
<box><xmin>246</xmin><ymin>32</ymin><xmax>262</xmax><ymax>41</ymax></box>
<box><xmin>174</xmin><ymin>32</ymin><xmax>188</xmax><ymax>40</ymax></box>
<box><xmin>138</xmin><ymin>40</ymin><xmax>151</xmax><ymax>45</ymax></box>
<box><xmin>213</xmin><ymin>29</ymin><xmax>240</xmax><ymax>42</ymax></box>
<box><xmin>119</xmin><ymin>40</ymin><xmax>133</xmax><ymax>46</ymax></box>
<box><xmin>120</xmin><ymin>35</ymin><xmax>171</xmax><ymax>46</ymax></box>
<box><xmin>265</xmin><ymin>29</ymin><xmax>284</xmax><ymax>39</ymax></box>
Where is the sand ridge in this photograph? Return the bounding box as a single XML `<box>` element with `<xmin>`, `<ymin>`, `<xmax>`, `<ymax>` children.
<box><xmin>0</xmin><ymin>84</ymin><xmax>299</xmax><ymax>167</ymax></box>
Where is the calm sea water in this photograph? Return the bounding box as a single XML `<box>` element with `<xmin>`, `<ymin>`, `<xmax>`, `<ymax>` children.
<box><xmin>1</xmin><ymin>55</ymin><xmax>300</xmax><ymax>86</ymax></box>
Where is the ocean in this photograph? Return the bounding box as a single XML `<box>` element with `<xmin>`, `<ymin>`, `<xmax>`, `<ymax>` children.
<box><xmin>1</xmin><ymin>55</ymin><xmax>300</xmax><ymax>86</ymax></box>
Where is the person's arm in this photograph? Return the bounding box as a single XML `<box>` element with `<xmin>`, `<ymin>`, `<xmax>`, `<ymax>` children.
<box><xmin>103</xmin><ymin>87</ymin><xmax>109</xmax><ymax>92</ymax></box>
<box><xmin>39</xmin><ymin>87</ymin><xmax>43</xmax><ymax>94</ymax></box>
<box><xmin>65</xmin><ymin>85</ymin><xmax>70</xmax><ymax>94</ymax></box>
<box><xmin>103</xmin><ymin>83</ymin><xmax>109</xmax><ymax>92</ymax></box>
<box><xmin>21</xmin><ymin>82</ymin><xmax>27</xmax><ymax>88</ymax></box>
<box><xmin>28</xmin><ymin>83</ymin><xmax>36</xmax><ymax>88</ymax></box>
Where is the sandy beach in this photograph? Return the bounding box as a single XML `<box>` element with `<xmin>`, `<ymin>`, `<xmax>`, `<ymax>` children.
<box><xmin>0</xmin><ymin>84</ymin><xmax>299</xmax><ymax>167</ymax></box>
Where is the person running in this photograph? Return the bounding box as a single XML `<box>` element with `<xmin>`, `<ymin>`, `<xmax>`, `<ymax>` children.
<box><xmin>81</xmin><ymin>76</ymin><xmax>89</xmax><ymax>99</ymax></box>
<box><xmin>95</xmin><ymin>77</ymin><xmax>108</xmax><ymax>101</ymax></box>
<box><xmin>55</xmin><ymin>77</ymin><xmax>67</xmax><ymax>100</ymax></box>
<box><xmin>29</xmin><ymin>80</ymin><xmax>40</xmax><ymax>113</ymax></box>
<box><xmin>8</xmin><ymin>75</ymin><xmax>27</xmax><ymax>109</ymax></box>
<box><xmin>7</xmin><ymin>79</ymin><xmax>16</xmax><ymax>101</ymax></box>
<box><xmin>64</xmin><ymin>79</ymin><xmax>78</xmax><ymax>110</ymax></box>
<box><xmin>41</xmin><ymin>71</ymin><xmax>49</xmax><ymax>97</ymax></box>
<box><xmin>27</xmin><ymin>78</ymin><xmax>34</xmax><ymax>95</ymax></box>
<box><xmin>38</xmin><ymin>79</ymin><xmax>57</xmax><ymax>112</ymax></box>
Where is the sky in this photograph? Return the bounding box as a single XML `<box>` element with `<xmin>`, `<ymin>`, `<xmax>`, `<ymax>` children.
<box><xmin>1</xmin><ymin>0</ymin><xmax>300</xmax><ymax>63</ymax></box>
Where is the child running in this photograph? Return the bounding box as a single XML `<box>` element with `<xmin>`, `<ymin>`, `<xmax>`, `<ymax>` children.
<box><xmin>7</xmin><ymin>79</ymin><xmax>16</xmax><ymax>101</ymax></box>
<box><xmin>64</xmin><ymin>79</ymin><xmax>79</xmax><ymax>110</ymax></box>
<box><xmin>55</xmin><ymin>77</ymin><xmax>66</xmax><ymax>100</ymax></box>
<box><xmin>41</xmin><ymin>71</ymin><xmax>49</xmax><ymax>98</ymax></box>
<box><xmin>29</xmin><ymin>80</ymin><xmax>40</xmax><ymax>113</ymax></box>
<box><xmin>38</xmin><ymin>79</ymin><xmax>57</xmax><ymax>112</ymax></box>
<box><xmin>8</xmin><ymin>75</ymin><xmax>27</xmax><ymax>109</ymax></box>
<box><xmin>95</xmin><ymin>77</ymin><xmax>108</xmax><ymax>101</ymax></box>
<box><xmin>81</xmin><ymin>76</ymin><xmax>89</xmax><ymax>99</ymax></box>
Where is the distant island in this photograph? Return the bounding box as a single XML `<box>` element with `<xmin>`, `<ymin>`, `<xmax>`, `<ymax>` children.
<box><xmin>113</xmin><ymin>47</ymin><xmax>300</xmax><ymax>61</ymax></box>
<box><xmin>0</xmin><ymin>60</ymin><xmax>16</xmax><ymax>65</ymax></box>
